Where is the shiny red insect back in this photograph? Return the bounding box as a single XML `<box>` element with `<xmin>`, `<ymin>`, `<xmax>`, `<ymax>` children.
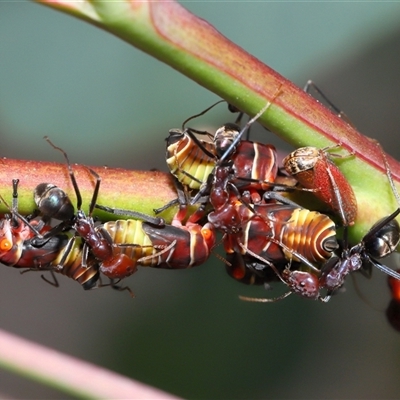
<box><xmin>283</xmin><ymin>146</ymin><xmax>357</xmax><ymax>226</ymax></box>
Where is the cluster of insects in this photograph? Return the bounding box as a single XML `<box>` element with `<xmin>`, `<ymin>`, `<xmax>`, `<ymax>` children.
<box><xmin>162</xmin><ymin>90</ymin><xmax>400</xmax><ymax>304</ymax></box>
<box><xmin>2</xmin><ymin>84</ymin><xmax>400</xmax><ymax>318</ymax></box>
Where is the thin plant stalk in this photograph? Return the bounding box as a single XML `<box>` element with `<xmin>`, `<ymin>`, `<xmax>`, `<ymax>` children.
<box><xmin>0</xmin><ymin>328</ymin><xmax>181</xmax><ymax>399</ymax></box>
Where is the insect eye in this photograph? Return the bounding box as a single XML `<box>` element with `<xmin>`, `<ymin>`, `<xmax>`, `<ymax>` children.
<box><xmin>0</xmin><ymin>238</ymin><xmax>12</xmax><ymax>251</ymax></box>
<box><xmin>201</xmin><ymin>225</ymin><xmax>216</xmax><ymax>248</ymax></box>
<box><xmin>202</xmin><ymin>228</ymin><xmax>213</xmax><ymax>240</ymax></box>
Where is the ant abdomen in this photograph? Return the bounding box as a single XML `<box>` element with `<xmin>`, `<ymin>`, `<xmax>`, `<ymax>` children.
<box><xmin>34</xmin><ymin>183</ymin><xmax>74</xmax><ymax>221</ymax></box>
<box><xmin>364</xmin><ymin>217</ymin><xmax>400</xmax><ymax>259</ymax></box>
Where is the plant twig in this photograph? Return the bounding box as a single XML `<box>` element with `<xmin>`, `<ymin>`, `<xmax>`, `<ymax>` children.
<box><xmin>0</xmin><ymin>328</ymin><xmax>181</xmax><ymax>399</ymax></box>
<box><xmin>0</xmin><ymin>157</ymin><xmax>177</xmax><ymax>223</ymax></box>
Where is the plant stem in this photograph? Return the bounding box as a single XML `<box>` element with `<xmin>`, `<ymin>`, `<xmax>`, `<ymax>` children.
<box><xmin>0</xmin><ymin>328</ymin><xmax>181</xmax><ymax>399</ymax></box>
<box><xmin>0</xmin><ymin>158</ymin><xmax>178</xmax><ymax>223</ymax></box>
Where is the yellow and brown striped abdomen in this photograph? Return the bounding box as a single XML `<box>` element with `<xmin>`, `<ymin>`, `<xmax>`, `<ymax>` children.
<box><xmin>276</xmin><ymin>208</ymin><xmax>338</xmax><ymax>264</ymax></box>
<box><xmin>230</xmin><ymin>203</ymin><xmax>338</xmax><ymax>266</ymax></box>
<box><xmin>51</xmin><ymin>237</ymin><xmax>100</xmax><ymax>289</ymax></box>
<box><xmin>166</xmin><ymin>130</ymin><xmax>216</xmax><ymax>189</ymax></box>
<box><xmin>102</xmin><ymin>220</ymin><xmax>159</xmax><ymax>267</ymax></box>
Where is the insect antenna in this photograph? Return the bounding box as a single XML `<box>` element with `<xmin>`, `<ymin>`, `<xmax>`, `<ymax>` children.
<box><xmin>44</xmin><ymin>136</ymin><xmax>83</xmax><ymax>210</ymax></box>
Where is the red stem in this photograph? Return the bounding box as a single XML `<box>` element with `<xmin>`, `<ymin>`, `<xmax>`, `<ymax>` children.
<box><xmin>0</xmin><ymin>158</ymin><xmax>177</xmax><ymax>221</ymax></box>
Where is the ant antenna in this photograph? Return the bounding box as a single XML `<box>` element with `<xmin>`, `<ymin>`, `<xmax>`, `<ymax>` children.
<box><xmin>219</xmin><ymin>85</ymin><xmax>282</xmax><ymax>164</ymax></box>
<box><xmin>239</xmin><ymin>291</ymin><xmax>292</xmax><ymax>303</ymax></box>
<box><xmin>237</xmin><ymin>243</ymin><xmax>287</xmax><ymax>285</ymax></box>
<box><xmin>95</xmin><ymin>204</ymin><xmax>164</xmax><ymax>226</ymax></box>
<box><xmin>181</xmin><ymin>100</ymin><xmax>226</xmax><ymax>130</ymax></box>
<box><xmin>190</xmin><ymin>86</ymin><xmax>282</xmax><ymax>207</ymax></box>
<box><xmin>44</xmin><ymin>136</ymin><xmax>83</xmax><ymax>211</ymax></box>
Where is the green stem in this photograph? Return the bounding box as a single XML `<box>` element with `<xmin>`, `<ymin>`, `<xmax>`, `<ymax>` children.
<box><xmin>0</xmin><ymin>158</ymin><xmax>177</xmax><ymax>223</ymax></box>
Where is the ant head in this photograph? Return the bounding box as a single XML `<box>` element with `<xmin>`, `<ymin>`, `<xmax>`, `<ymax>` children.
<box><xmin>217</xmin><ymin>100</ymin><xmax>274</xmax><ymax>165</ymax></box>
<box><xmin>214</xmin><ymin>122</ymin><xmax>241</xmax><ymax>158</ymax></box>
<box><xmin>191</xmin><ymin>92</ymin><xmax>280</xmax><ymax>206</ymax></box>
<box><xmin>282</xmin><ymin>268</ymin><xmax>320</xmax><ymax>300</ymax></box>
<box><xmin>238</xmin><ymin>265</ymin><xmax>324</xmax><ymax>303</ymax></box>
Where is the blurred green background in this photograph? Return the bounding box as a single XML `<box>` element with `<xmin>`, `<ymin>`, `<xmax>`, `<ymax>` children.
<box><xmin>1</xmin><ymin>1</ymin><xmax>400</xmax><ymax>399</ymax></box>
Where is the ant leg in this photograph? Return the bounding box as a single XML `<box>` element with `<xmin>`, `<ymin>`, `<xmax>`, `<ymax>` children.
<box><xmin>11</xmin><ymin>179</ymin><xmax>20</xmax><ymax>226</ymax></box>
<box><xmin>86</xmin><ymin>168</ymin><xmax>102</xmax><ymax>218</ymax></box>
<box><xmin>376</xmin><ymin>141</ymin><xmax>400</xmax><ymax>207</ymax></box>
<box><xmin>266</xmin><ymin>236</ymin><xmax>321</xmax><ymax>274</ymax></box>
<box><xmin>304</xmin><ymin>80</ymin><xmax>351</xmax><ymax>123</ymax></box>
<box><xmin>263</xmin><ymin>191</ymin><xmax>305</xmax><ymax>208</ymax></box>
<box><xmin>219</xmin><ymin>85</ymin><xmax>283</xmax><ymax>164</ymax></box>
<box><xmin>41</xmin><ymin>271</ymin><xmax>60</xmax><ymax>287</ymax></box>
<box><xmin>137</xmin><ymin>240</ymin><xmax>177</xmax><ymax>264</ymax></box>
<box><xmin>108</xmin><ymin>279</ymin><xmax>135</xmax><ymax>297</ymax></box>
<box><xmin>362</xmin><ymin>142</ymin><xmax>400</xmax><ymax>248</ymax></box>
<box><xmin>44</xmin><ymin>136</ymin><xmax>84</xmax><ymax>211</ymax></box>
<box><xmin>95</xmin><ymin>204</ymin><xmax>164</xmax><ymax>226</ymax></box>
<box><xmin>154</xmin><ymin>198</ymin><xmax>179</xmax><ymax>215</ymax></box>
<box><xmin>0</xmin><ymin>188</ymin><xmax>44</xmax><ymax>238</ymax></box>
<box><xmin>183</xmin><ymin>127</ymin><xmax>216</xmax><ymax>159</ymax></box>
<box><xmin>53</xmin><ymin>235</ymin><xmax>77</xmax><ymax>271</ymax></box>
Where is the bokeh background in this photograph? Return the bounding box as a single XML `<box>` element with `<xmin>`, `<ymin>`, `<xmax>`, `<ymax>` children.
<box><xmin>1</xmin><ymin>2</ymin><xmax>400</xmax><ymax>399</ymax></box>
